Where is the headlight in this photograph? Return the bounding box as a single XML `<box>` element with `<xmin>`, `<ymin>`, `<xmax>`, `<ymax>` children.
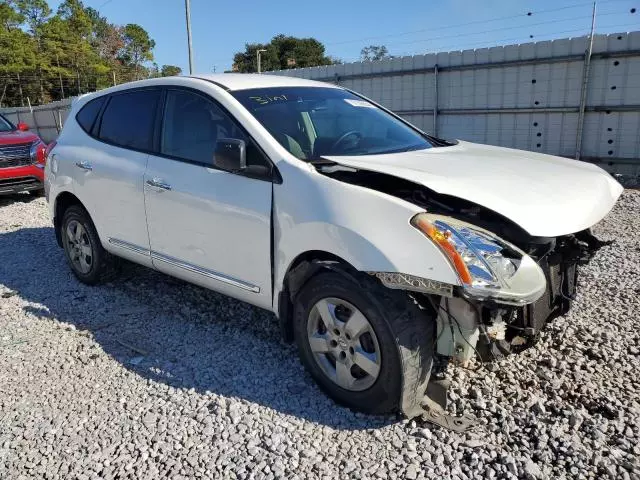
<box><xmin>411</xmin><ymin>213</ymin><xmax>546</xmax><ymax>305</ymax></box>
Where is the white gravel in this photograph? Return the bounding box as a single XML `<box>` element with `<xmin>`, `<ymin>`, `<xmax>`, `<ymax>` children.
<box><xmin>0</xmin><ymin>191</ymin><xmax>639</xmax><ymax>480</ymax></box>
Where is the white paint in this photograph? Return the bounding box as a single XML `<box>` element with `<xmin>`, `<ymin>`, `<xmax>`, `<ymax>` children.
<box><xmin>46</xmin><ymin>75</ymin><xmax>620</xmax><ymax>317</ymax></box>
<box><xmin>325</xmin><ymin>140</ymin><xmax>623</xmax><ymax>237</ymax></box>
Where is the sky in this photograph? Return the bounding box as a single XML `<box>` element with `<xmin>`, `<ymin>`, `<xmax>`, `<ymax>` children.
<box><xmin>50</xmin><ymin>0</ymin><xmax>639</xmax><ymax>73</ymax></box>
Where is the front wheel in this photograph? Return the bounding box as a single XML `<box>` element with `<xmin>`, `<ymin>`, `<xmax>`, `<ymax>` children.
<box><xmin>293</xmin><ymin>270</ymin><xmax>435</xmax><ymax>416</ymax></box>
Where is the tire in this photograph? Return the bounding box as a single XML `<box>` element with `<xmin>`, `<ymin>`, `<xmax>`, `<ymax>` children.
<box><xmin>293</xmin><ymin>269</ymin><xmax>435</xmax><ymax>416</ymax></box>
<box><xmin>61</xmin><ymin>205</ymin><xmax>119</xmax><ymax>285</ymax></box>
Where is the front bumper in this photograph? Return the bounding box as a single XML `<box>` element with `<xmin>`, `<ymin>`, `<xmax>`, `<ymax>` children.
<box><xmin>0</xmin><ymin>165</ymin><xmax>44</xmax><ymax>195</ymax></box>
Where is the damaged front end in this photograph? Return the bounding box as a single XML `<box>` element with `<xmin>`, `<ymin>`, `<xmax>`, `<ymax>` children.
<box><xmin>426</xmin><ymin>225</ymin><xmax>610</xmax><ymax>367</ymax></box>
<box><xmin>321</xmin><ymin>166</ymin><xmax>612</xmax><ymax>429</ymax></box>
<box><xmin>325</xmin><ymin>168</ymin><xmax>611</xmax><ymax>363</ymax></box>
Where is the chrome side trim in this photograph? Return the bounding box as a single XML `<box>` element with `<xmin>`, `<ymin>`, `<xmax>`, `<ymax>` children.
<box><xmin>108</xmin><ymin>238</ymin><xmax>150</xmax><ymax>256</ymax></box>
<box><xmin>151</xmin><ymin>251</ymin><xmax>260</xmax><ymax>293</ymax></box>
<box><xmin>107</xmin><ymin>238</ymin><xmax>260</xmax><ymax>293</ymax></box>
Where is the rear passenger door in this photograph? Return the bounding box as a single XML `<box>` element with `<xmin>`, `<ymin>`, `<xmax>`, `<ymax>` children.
<box><xmin>73</xmin><ymin>88</ymin><xmax>161</xmax><ymax>267</ymax></box>
<box><xmin>143</xmin><ymin>88</ymin><xmax>274</xmax><ymax>309</ymax></box>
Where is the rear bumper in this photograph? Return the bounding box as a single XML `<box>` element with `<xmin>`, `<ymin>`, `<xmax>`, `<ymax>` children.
<box><xmin>0</xmin><ymin>165</ymin><xmax>45</xmax><ymax>194</ymax></box>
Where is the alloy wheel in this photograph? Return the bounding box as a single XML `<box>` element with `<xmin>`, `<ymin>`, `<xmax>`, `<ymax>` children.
<box><xmin>64</xmin><ymin>220</ymin><xmax>93</xmax><ymax>274</ymax></box>
<box><xmin>307</xmin><ymin>297</ymin><xmax>382</xmax><ymax>391</ymax></box>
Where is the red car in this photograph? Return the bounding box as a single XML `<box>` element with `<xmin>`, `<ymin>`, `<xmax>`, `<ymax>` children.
<box><xmin>0</xmin><ymin>113</ymin><xmax>47</xmax><ymax>196</ymax></box>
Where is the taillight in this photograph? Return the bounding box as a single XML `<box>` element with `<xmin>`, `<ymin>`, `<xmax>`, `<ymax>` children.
<box><xmin>44</xmin><ymin>140</ymin><xmax>57</xmax><ymax>165</ymax></box>
<box><xmin>30</xmin><ymin>140</ymin><xmax>47</xmax><ymax>165</ymax></box>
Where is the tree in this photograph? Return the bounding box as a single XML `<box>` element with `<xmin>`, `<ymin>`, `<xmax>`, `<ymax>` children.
<box><xmin>360</xmin><ymin>45</ymin><xmax>389</xmax><ymax>62</ymax></box>
<box><xmin>120</xmin><ymin>23</ymin><xmax>155</xmax><ymax>80</ymax></box>
<box><xmin>56</xmin><ymin>0</ymin><xmax>92</xmax><ymax>38</ymax></box>
<box><xmin>13</xmin><ymin>0</ymin><xmax>50</xmax><ymax>34</ymax></box>
<box><xmin>0</xmin><ymin>2</ymin><xmax>24</xmax><ymax>30</ymax></box>
<box><xmin>232</xmin><ymin>34</ymin><xmax>336</xmax><ymax>73</ymax></box>
<box><xmin>161</xmin><ymin>65</ymin><xmax>182</xmax><ymax>77</ymax></box>
<box><xmin>0</xmin><ymin>3</ymin><xmax>37</xmax><ymax>106</ymax></box>
<box><xmin>0</xmin><ymin>1</ymin><xmax>162</xmax><ymax>106</ymax></box>
<box><xmin>85</xmin><ymin>7</ymin><xmax>122</xmax><ymax>64</ymax></box>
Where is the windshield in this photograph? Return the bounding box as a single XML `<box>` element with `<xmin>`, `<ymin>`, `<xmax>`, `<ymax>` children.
<box><xmin>232</xmin><ymin>87</ymin><xmax>431</xmax><ymax>160</ymax></box>
<box><xmin>0</xmin><ymin>114</ymin><xmax>15</xmax><ymax>133</ymax></box>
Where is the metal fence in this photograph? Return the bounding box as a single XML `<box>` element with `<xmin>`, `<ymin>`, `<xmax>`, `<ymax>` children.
<box><xmin>0</xmin><ymin>98</ymin><xmax>72</xmax><ymax>144</ymax></box>
<box><xmin>2</xmin><ymin>32</ymin><xmax>638</xmax><ymax>181</ymax></box>
<box><xmin>268</xmin><ymin>32</ymin><xmax>640</xmax><ymax>180</ymax></box>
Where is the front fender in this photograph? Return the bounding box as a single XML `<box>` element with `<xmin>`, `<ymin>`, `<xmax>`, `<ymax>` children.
<box><xmin>273</xmin><ymin>161</ymin><xmax>460</xmax><ymax>310</ymax></box>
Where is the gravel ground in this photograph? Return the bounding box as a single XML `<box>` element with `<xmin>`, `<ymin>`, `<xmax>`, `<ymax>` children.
<box><xmin>0</xmin><ymin>191</ymin><xmax>639</xmax><ymax>480</ymax></box>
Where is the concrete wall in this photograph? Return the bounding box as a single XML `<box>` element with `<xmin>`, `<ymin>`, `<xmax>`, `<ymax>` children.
<box><xmin>268</xmin><ymin>32</ymin><xmax>640</xmax><ymax>179</ymax></box>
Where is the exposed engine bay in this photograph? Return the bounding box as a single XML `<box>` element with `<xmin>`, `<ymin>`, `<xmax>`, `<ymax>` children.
<box><xmin>320</xmin><ymin>167</ymin><xmax>612</xmax><ymax>366</ymax></box>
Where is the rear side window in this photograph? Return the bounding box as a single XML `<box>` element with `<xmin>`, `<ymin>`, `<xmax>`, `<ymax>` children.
<box><xmin>98</xmin><ymin>90</ymin><xmax>160</xmax><ymax>151</ymax></box>
<box><xmin>76</xmin><ymin>96</ymin><xmax>105</xmax><ymax>134</ymax></box>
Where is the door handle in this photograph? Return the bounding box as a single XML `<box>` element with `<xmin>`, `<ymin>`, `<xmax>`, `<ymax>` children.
<box><xmin>146</xmin><ymin>178</ymin><xmax>172</xmax><ymax>191</ymax></box>
<box><xmin>75</xmin><ymin>161</ymin><xmax>93</xmax><ymax>171</ymax></box>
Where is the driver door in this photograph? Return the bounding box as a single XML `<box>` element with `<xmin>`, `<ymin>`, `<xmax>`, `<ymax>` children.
<box><xmin>143</xmin><ymin>88</ymin><xmax>273</xmax><ymax>309</ymax></box>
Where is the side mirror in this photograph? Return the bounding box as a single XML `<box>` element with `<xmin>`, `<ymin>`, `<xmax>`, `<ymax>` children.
<box><xmin>213</xmin><ymin>138</ymin><xmax>246</xmax><ymax>172</ymax></box>
<box><xmin>17</xmin><ymin>122</ymin><xmax>29</xmax><ymax>132</ymax></box>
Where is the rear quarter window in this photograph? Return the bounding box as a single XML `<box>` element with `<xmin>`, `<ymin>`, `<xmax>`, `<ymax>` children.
<box><xmin>75</xmin><ymin>96</ymin><xmax>106</xmax><ymax>134</ymax></box>
<box><xmin>98</xmin><ymin>89</ymin><xmax>160</xmax><ymax>151</ymax></box>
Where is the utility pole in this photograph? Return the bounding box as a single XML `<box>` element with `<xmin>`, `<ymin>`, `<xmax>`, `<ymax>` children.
<box><xmin>16</xmin><ymin>72</ymin><xmax>24</xmax><ymax>107</ymax></box>
<box><xmin>112</xmin><ymin>71</ymin><xmax>117</xmax><ymax>87</ymax></box>
<box><xmin>257</xmin><ymin>49</ymin><xmax>267</xmax><ymax>74</ymax></box>
<box><xmin>575</xmin><ymin>1</ymin><xmax>597</xmax><ymax>160</ymax></box>
<box><xmin>185</xmin><ymin>0</ymin><xmax>194</xmax><ymax>74</ymax></box>
<box><xmin>0</xmin><ymin>84</ymin><xmax>7</xmax><ymax>107</ymax></box>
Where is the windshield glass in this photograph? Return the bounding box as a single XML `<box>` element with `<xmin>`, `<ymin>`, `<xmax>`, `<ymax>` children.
<box><xmin>232</xmin><ymin>87</ymin><xmax>431</xmax><ymax>160</ymax></box>
<box><xmin>0</xmin><ymin>114</ymin><xmax>15</xmax><ymax>133</ymax></box>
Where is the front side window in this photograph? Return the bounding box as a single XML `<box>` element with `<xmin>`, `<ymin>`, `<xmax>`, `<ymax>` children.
<box><xmin>98</xmin><ymin>89</ymin><xmax>160</xmax><ymax>151</ymax></box>
<box><xmin>0</xmin><ymin>114</ymin><xmax>15</xmax><ymax>133</ymax></box>
<box><xmin>232</xmin><ymin>87</ymin><xmax>432</xmax><ymax>160</ymax></box>
<box><xmin>161</xmin><ymin>89</ymin><xmax>267</xmax><ymax>169</ymax></box>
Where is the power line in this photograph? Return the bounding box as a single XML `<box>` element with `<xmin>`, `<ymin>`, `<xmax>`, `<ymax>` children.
<box><xmin>378</xmin><ymin>14</ymin><xmax>603</xmax><ymax>51</ymax></box>
<box><xmin>333</xmin><ymin>20</ymin><xmax>638</xmax><ymax>63</ymax></box>
<box><xmin>324</xmin><ymin>1</ymin><xmax>610</xmax><ymax>47</ymax></box>
<box><xmin>97</xmin><ymin>0</ymin><xmax>115</xmax><ymax>9</ymax></box>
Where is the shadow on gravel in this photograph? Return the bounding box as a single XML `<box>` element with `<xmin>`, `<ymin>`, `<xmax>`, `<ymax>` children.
<box><xmin>0</xmin><ymin>226</ymin><xmax>395</xmax><ymax>431</ymax></box>
<box><xmin>0</xmin><ymin>193</ymin><xmax>40</xmax><ymax>208</ymax></box>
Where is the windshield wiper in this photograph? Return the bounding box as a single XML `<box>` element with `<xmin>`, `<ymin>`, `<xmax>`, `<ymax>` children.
<box><xmin>424</xmin><ymin>134</ymin><xmax>457</xmax><ymax>147</ymax></box>
<box><xmin>308</xmin><ymin>158</ymin><xmax>337</xmax><ymax>166</ymax></box>
<box><xmin>309</xmin><ymin>157</ymin><xmax>358</xmax><ymax>173</ymax></box>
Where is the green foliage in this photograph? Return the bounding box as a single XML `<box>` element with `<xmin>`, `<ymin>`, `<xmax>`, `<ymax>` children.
<box><xmin>14</xmin><ymin>0</ymin><xmax>50</xmax><ymax>33</ymax></box>
<box><xmin>121</xmin><ymin>23</ymin><xmax>155</xmax><ymax>79</ymax></box>
<box><xmin>160</xmin><ymin>65</ymin><xmax>182</xmax><ymax>77</ymax></box>
<box><xmin>232</xmin><ymin>34</ymin><xmax>338</xmax><ymax>73</ymax></box>
<box><xmin>360</xmin><ymin>45</ymin><xmax>389</xmax><ymax>62</ymax></box>
<box><xmin>0</xmin><ymin>0</ymin><xmax>158</xmax><ymax>107</ymax></box>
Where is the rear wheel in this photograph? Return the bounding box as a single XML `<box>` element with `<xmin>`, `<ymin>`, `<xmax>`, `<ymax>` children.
<box><xmin>293</xmin><ymin>270</ymin><xmax>435</xmax><ymax>416</ymax></box>
<box><xmin>61</xmin><ymin>205</ymin><xmax>119</xmax><ymax>285</ymax></box>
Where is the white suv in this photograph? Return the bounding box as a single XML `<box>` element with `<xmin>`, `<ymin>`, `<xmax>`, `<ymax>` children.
<box><xmin>45</xmin><ymin>74</ymin><xmax>621</xmax><ymax>420</ymax></box>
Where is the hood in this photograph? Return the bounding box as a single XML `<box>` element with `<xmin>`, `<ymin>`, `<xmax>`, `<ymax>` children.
<box><xmin>0</xmin><ymin>129</ymin><xmax>41</xmax><ymax>146</ymax></box>
<box><xmin>324</xmin><ymin>141</ymin><xmax>623</xmax><ymax>237</ymax></box>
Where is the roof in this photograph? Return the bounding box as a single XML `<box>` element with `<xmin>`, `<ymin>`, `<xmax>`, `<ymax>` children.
<box><xmin>190</xmin><ymin>73</ymin><xmax>340</xmax><ymax>91</ymax></box>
